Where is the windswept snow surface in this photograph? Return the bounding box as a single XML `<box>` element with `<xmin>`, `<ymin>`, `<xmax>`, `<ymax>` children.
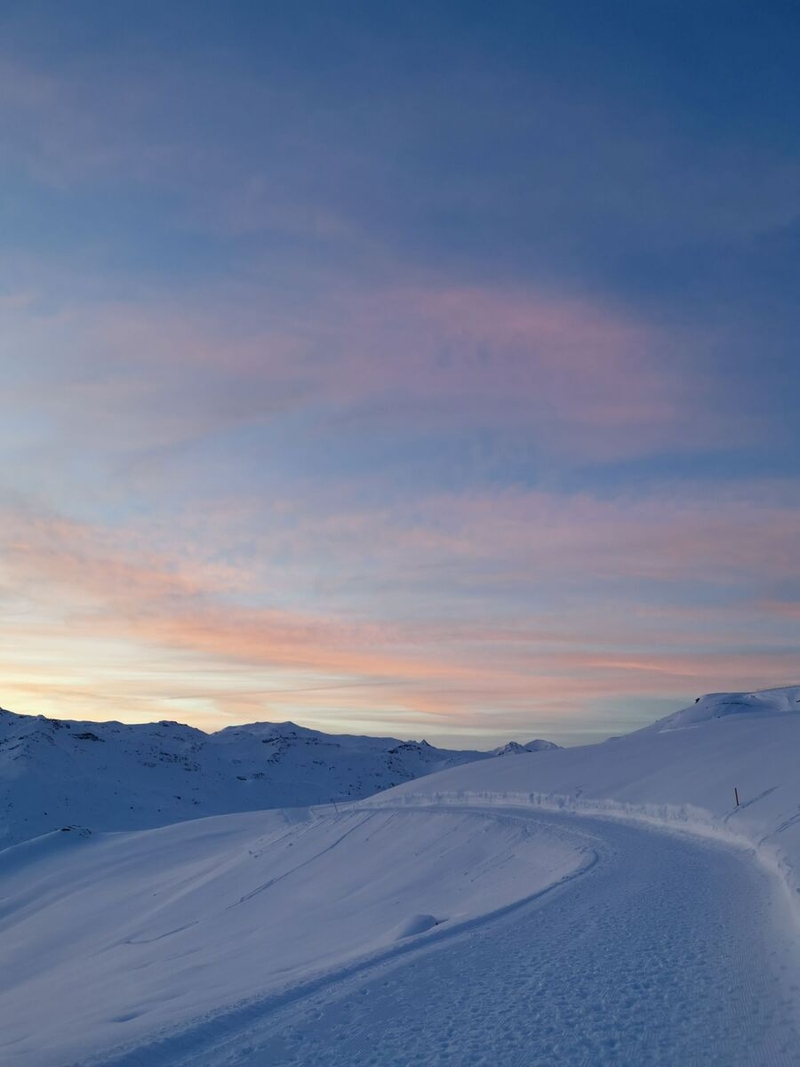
<box><xmin>0</xmin><ymin>806</ymin><xmax>588</xmax><ymax>1066</ymax></box>
<box><xmin>6</xmin><ymin>808</ymin><xmax>799</xmax><ymax>1067</ymax></box>
<box><xmin>0</xmin><ymin>706</ymin><xmax>555</xmax><ymax>847</ymax></box>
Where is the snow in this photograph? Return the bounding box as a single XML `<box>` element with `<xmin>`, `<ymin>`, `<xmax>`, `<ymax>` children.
<box><xmin>3</xmin><ymin>686</ymin><xmax>800</xmax><ymax>1065</ymax></box>
<box><xmin>0</xmin><ymin>706</ymin><xmax>557</xmax><ymax>847</ymax></box>
<box><xmin>646</xmin><ymin>684</ymin><xmax>800</xmax><ymax>730</ymax></box>
<box><xmin>193</xmin><ymin>814</ymin><xmax>800</xmax><ymax>1067</ymax></box>
<box><xmin>493</xmin><ymin>739</ymin><xmax>559</xmax><ymax>756</ymax></box>
<box><xmin>0</xmin><ymin>807</ymin><xmax>588</xmax><ymax>1066</ymax></box>
<box><xmin>372</xmin><ymin>686</ymin><xmax>800</xmax><ymax>913</ymax></box>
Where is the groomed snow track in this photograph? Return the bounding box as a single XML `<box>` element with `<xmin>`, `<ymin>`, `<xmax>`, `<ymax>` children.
<box><xmin>94</xmin><ymin>809</ymin><xmax>800</xmax><ymax>1067</ymax></box>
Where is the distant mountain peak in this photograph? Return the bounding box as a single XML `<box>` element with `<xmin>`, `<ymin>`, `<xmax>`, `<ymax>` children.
<box><xmin>0</xmin><ymin>705</ymin><xmax>558</xmax><ymax>847</ymax></box>
<box><xmin>494</xmin><ymin>739</ymin><xmax>560</xmax><ymax>756</ymax></box>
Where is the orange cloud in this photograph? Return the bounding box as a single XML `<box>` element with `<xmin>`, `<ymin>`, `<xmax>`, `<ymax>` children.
<box><xmin>2</xmin><ymin>495</ymin><xmax>799</xmax><ymax>741</ymax></box>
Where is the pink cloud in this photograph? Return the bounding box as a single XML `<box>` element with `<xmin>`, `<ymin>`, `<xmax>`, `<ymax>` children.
<box><xmin>311</xmin><ymin>282</ymin><xmax>701</xmax><ymax>459</ymax></box>
<box><xmin>758</xmin><ymin>600</ymin><xmax>800</xmax><ymax>620</ymax></box>
<box><xmin>4</xmin><ymin>270</ymin><xmax>731</xmax><ymax>465</ymax></box>
<box><xmin>210</xmin><ymin>482</ymin><xmax>800</xmax><ymax>598</ymax></box>
<box><xmin>1</xmin><ymin>494</ymin><xmax>798</xmax><ymax>738</ymax></box>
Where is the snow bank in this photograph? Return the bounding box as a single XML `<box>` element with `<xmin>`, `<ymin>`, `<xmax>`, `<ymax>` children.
<box><xmin>0</xmin><ymin>805</ymin><xmax>590</xmax><ymax>1066</ymax></box>
<box><xmin>366</xmin><ymin>687</ymin><xmax>800</xmax><ymax>914</ymax></box>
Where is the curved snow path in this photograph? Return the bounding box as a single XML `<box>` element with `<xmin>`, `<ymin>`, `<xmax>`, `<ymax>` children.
<box><xmin>115</xmin><ymin>811</ymin><xmax>800</xmax><ymax>1067</ymax></box>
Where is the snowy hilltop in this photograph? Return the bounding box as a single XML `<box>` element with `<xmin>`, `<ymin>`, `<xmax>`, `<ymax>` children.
<box><xmin>0</xmin><ymin>705</ymin><xmax>557</xmax><ymax>847</ymax></box>
<box><xmin>642</xmin><ymin>684</ymin><xmax>800</xmax><ymax>732</ymax></box>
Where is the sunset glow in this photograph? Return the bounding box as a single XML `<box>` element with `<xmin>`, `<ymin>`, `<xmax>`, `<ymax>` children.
<box><xmin>1</xmin><ymin>4</ymin><xmax>798</xmax><ymax>744</ymax></box>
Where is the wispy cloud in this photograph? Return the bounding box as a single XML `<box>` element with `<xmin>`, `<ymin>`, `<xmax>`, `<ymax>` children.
<box><xmin>2</xmin><ymin>487</ymin><xmax>797</xmax><ymax>740</ymax></box>
<box><xmin>3</xmin><ymin>271</ymin><xmax>736</xmax><ymax>481</ymax></box>
<box><xmin>1</xmin><ymin>10</ymin><xmax>798</xmax><ymax>743</ymax></box>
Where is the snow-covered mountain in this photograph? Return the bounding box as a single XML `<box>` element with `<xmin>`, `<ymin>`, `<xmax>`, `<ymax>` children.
<box><xmin>493</xmin><ymin>739</ymin><xmax>559</xmax><ymax>756</ymax></box>
<box><xmin>0</xmin><ymin>705</ymin><xmax>557</xmax><ymax>847</ymax></box>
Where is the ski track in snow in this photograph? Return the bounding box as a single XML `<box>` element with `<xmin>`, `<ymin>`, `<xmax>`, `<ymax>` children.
<box><xmin>99</xmin><ymin>810</ymin><xmax>800</xmax><ymax>1067</ymax></box>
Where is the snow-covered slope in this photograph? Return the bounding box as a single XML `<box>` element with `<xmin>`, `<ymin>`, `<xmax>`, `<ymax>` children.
<box><xmin>371</xmin><ymin>685</ymin><xmax>800</xmax><ymax>904</ymax></box>
<box><xmin>0</xmin><ymin>806</ymin><xmax>589</xmax><ymax>1066</ymax></box>
<box><xmin>0</xmin><ymin>706</ymin><xmax>557</xmax><ymax>847</ymax></box>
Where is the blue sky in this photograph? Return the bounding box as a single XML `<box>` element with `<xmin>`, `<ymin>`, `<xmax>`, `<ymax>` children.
<box><xmin>1</xmin><ymin>2</ymin><xmax>798</xmax><ymax>744</ymax></box>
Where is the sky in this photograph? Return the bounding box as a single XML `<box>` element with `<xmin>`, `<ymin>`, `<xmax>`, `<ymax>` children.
<box><xmin>1</xmin><ymin>1</ymin><xmax>799</xmax><ymax>746</ymax></box>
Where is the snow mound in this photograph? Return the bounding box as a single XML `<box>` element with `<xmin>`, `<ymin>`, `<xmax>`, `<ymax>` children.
<box><xmin>650</xmin><ymin>685</ymin><xmax>800</xmax><ymax>732</ymax></box>
<box><xmin>391</xmin><ymin>913</ymin><xmax>441</xmax><ymax>939</ymax></box>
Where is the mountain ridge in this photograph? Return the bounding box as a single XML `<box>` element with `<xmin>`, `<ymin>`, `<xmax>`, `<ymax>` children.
<box><xmin>0</xmin><ymin>705</ymin><xmax>557</xmax><ymax>846</ymax></box>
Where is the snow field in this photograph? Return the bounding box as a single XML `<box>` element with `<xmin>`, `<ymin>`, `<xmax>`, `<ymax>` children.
<box><xmin>0</xmin><ymin>806</ymin><xmax>591</xmax><ymax>1066</ymax></box>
